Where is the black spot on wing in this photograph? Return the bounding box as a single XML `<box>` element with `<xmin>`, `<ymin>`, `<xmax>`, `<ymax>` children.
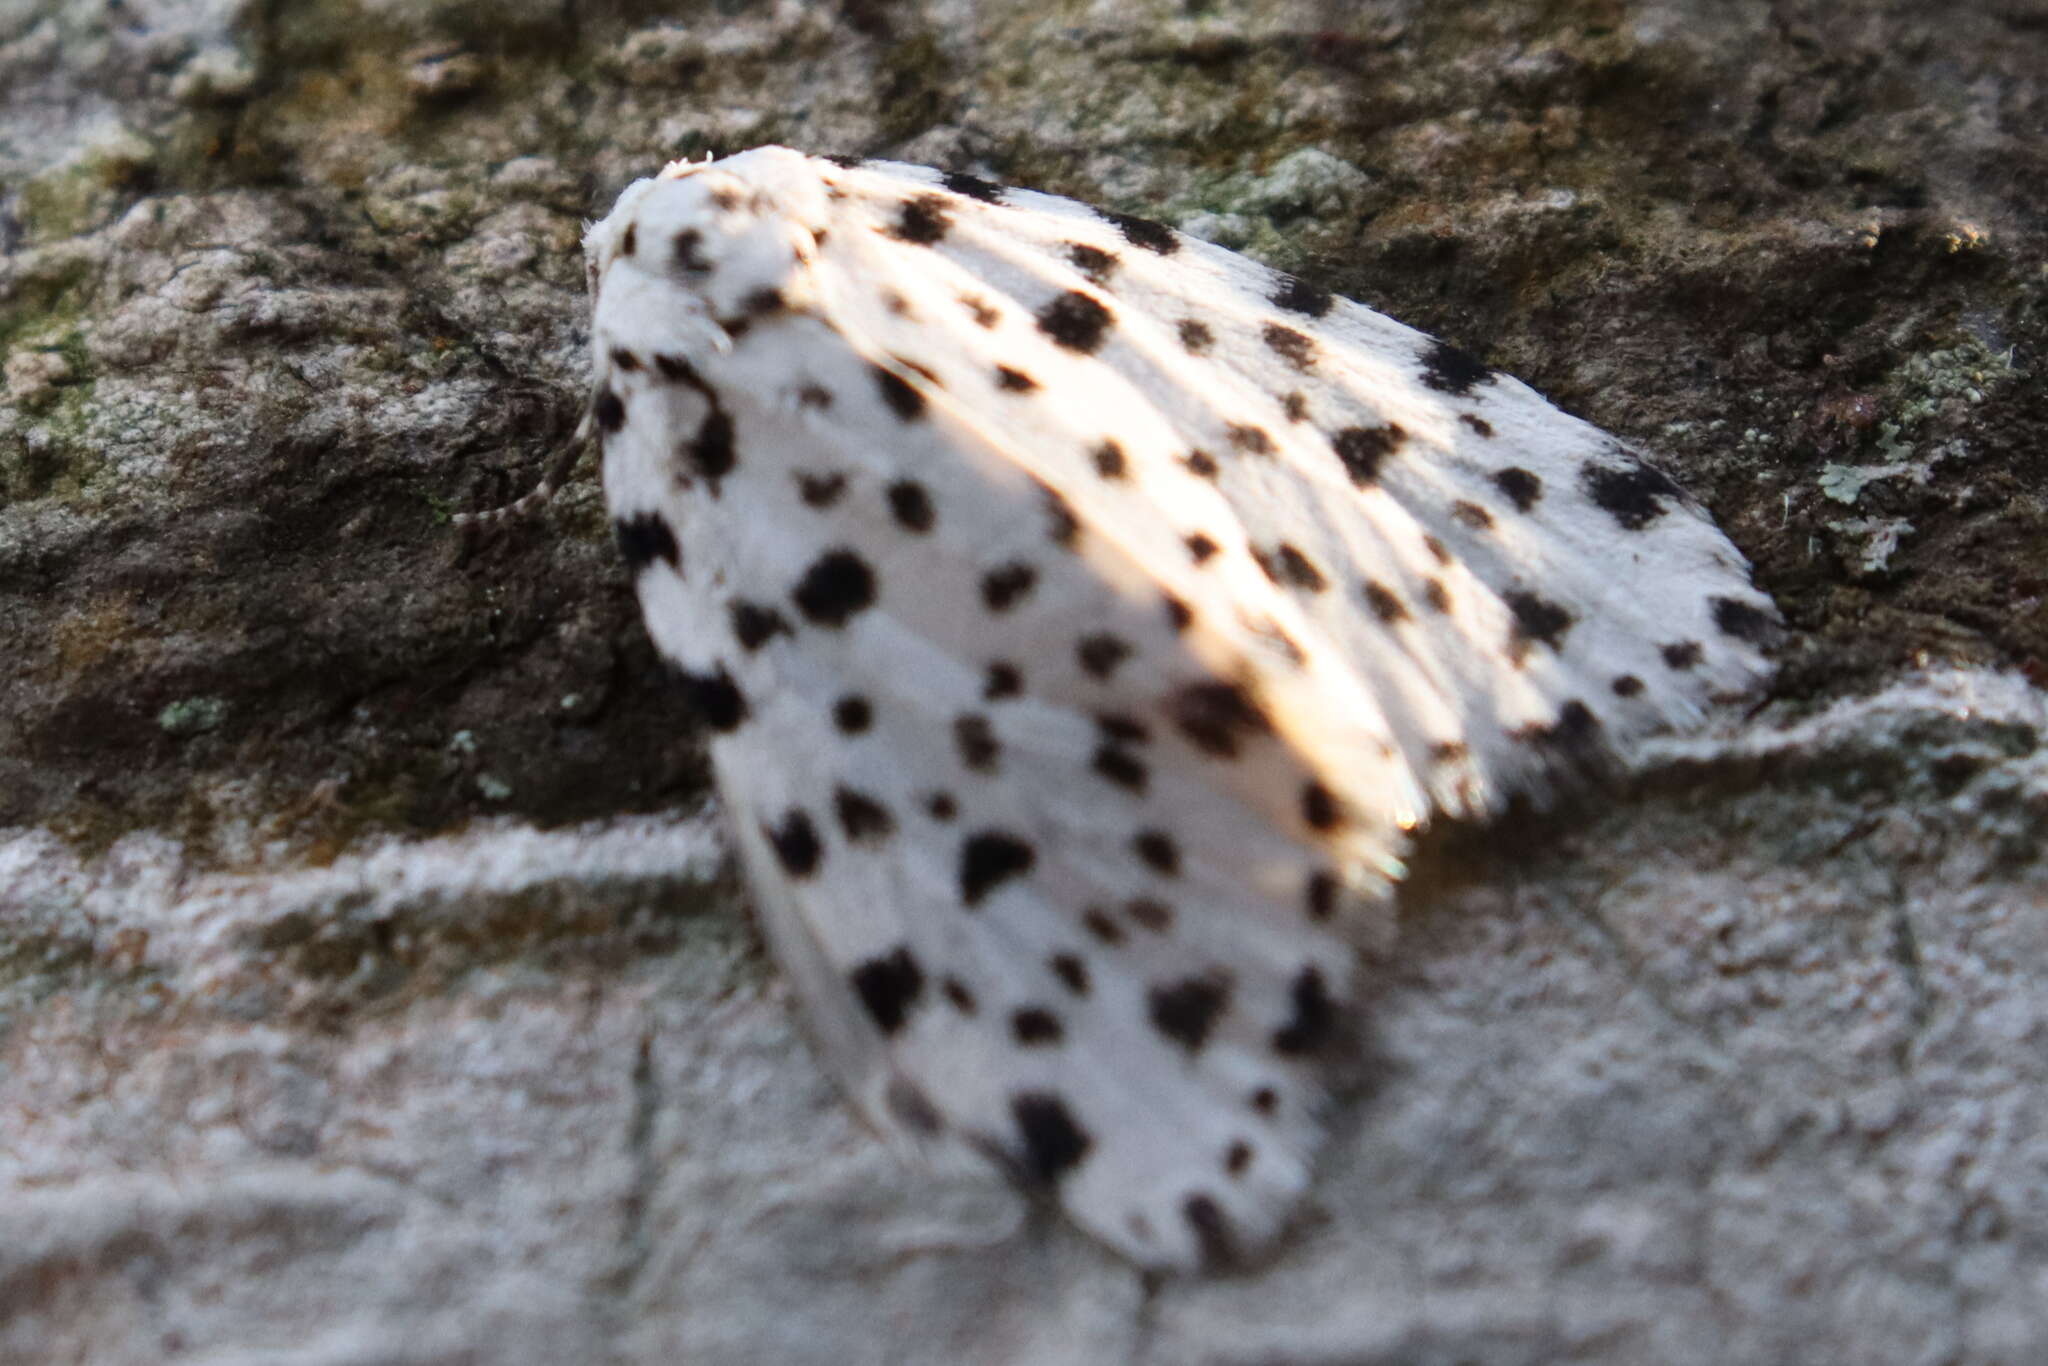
<box><xmin>1039</xmin><ymin>482</ymin><xmax>1081</xmax><ymax>546</ymax></box>
<box><xmin>1149</xmin><ymin>972</ymin><xmax>1231</xmax><ymax>1052</ymax></box>
<box><xmin>668</xmin><ymin>664</ymin><xmax>748</xmax><ymax>731</ymax></box>
<box><xmin>685</xmin><ymin>410</ymin><xmax>735</xmax><ymax>487</ymax></box>
<box><xmin>1097</xmin><ymin>207</ymin><xmax>1179</xmax><ymax>254</ymax></box>
<box><xmin>1271</xmin><ymin>274</ymin><xmax>1333</xmax><ymax>318</ymax></box>
<box><xmin>1262</xmin><ymin>323</ymin><xmax>1317</xmax><ymax>369</ymax></box>
<box><xmin>1172</xmin><ymin>681</ymin><xmax>1272</xmax><ymax>758</ymax></box>
<box><xmin>981</xmin><ymin>562</ymin><xmax>1037</xmax><ymax>612</ymax></box>
<box><xmin>730</xmin><ymin>600</ymin><xmax>792</xmax><ymax>652</ymax></box>
<box><xmin>995</xmin><ymin>365</ymin><xmax>1039</xmax><ymax>392</ymax></box>
<box><xmin>1419</xmin><ymin>340</ymin><xmax>1493</xmax><ymax>396</ymax></box>
<box><xmin>1011</xmin><ymin>1092</ymin><xmax>1091</xmax><ymax>1182</ymax></box>
<box><xmin>1451</xmin><ymin>500</ymin><xmax>1495</xmax><ymax>531</ymax></box>
<box><xmin>1091</xmin><ymin>744</ymin><xmax>1147</xmax><ymax>793</ymax></box>
<box><xmin>832</xmin><ymin>694</ymin><xmax>872</xmax><ymax>734</ymax></box>
<box><xmin>1492</xmin><ymin>466</ymin><xmax>1542</xmax><ymax>511</ymax></box>
<box><xmin>960</xmin><ymin>294</ymin><xmax>1000</xmax><ymax>328</ymax></box>
<box><xmin>593</xmin><ymin>388</ymin><xmax>625</xmax><ymax>434</ymax></box>
<box><xmin>1082</xmin><ymin>907</ymin><xmax>1126</xmax><ymax>945</ymax></box>
<box><xmin>851</xmin><ymin>946</ymin><xmax>923</xmax><ymax>1035</ymax></box>
<box><xmin>1066</xmin><ymin>242</ymin><xmax>1119</xmax><ymax>285</ymax></box>
<box><xmin>765</xmin><ymin>808</ymin><xmax>821</xmax><ymax>878</ymax></box>
<box><xmin>1504</xmin><ymin>589</ymin><xmax>1575</xmax><ymax>661</ymax></box>
<box><xmin>887</xmin><ymin>479</ymin><xmax>935</xmax><ymax>532</ymax></box>
<box><xmin>1301</xmin><ymin>781</ymin><xmax>1342</xmax><ymax>831</ymax></box>
<box><xmin>1582</xmin><ymin>458</ymin><xmax>1682</xmax><ymax>530</ymax></box>
<box><xmin>1226</xmin><ymin>423</ymin><xmax>1274</xmax><ymax>456</ymax></box>
<box><xmin>983</xmin><ymin>661</ymin><xmax>1023</xmax><ymax>700</ymax></box>
<box><xmin>888</xmin><ymin>193</ymin><xmax>952</xmax><ymax>244</ymax></box>
<box><xmin>1361</xmin><ymin>581</ymin><xmax>1408</xmax><ymax>624</ymax></box>
<box><xmin>1661</xmin><ymin>640</ymin><xmax>1703</xmax><ymax>670</ymax></box>
<box><xmin>960</xmin><ymin>831</ymin><xmax>1034</xmax><ymax>905</ymax></box>
<box><xmin>1090</xmin><ymin>439</ymin><xmax>1127</xmax><ymax>480</ymax></box>
<box><xmin>797</xmin><ymin>471</ymin><xmax>847</xmax><ymax>507</ymax></box>
<box><xmin>652</xmin><ymin>353</ymin><xmax>698</xmax><ymax>385</ymax></box>
<box><xmin>942</xmin><ymin>171</ymin><xmax>1004</xmax><ymax>202</ymax></box>
<box><xmin>613</xmin><ymin>513</ymin><xmax>679</xmax><ymax>574</ymax></box>
<box><xmin>1076</xmin><ymin>633</ymin><xmax>1132</xmax><ymax>680</ymax></box>
<box><xmin>1254</xmin><ymin>543</ymin><xmax>1327</xmax><ymax>592</ymax></box>
<box><xmin>872</xmin><ymin>363</ymin><xmax>926</xmax><ymax>421</ymax></box>
<box><xmin>1271</xmin><ymin>965</ymin><xmax>1336</xmax><ymax>1055</ymax></box>
<box><xmin>1133</xmin><ymin>829</ymin><xmax>1180</xmax><ymax>876</ymax></box>
<box><xmin>1713</xmin><ymin>596</ymin><xmax>1780</xmax><ymax>645</ymax></box>
<box><xmin>954</xmin><ymin>713</ymin><xmax>1001</xmax><ymax>772</ymax></box>
<box><xmin>834</xmin><ymin>786</ymin><xmax>896</xmax><ymax>843</ymax></box>
<box><xmin>1011</xmin><ymin>1007</ymin><xmax>1064</xmax><ymax>1046</ymax></box>
<box><xmin>791</xmin><ymin>549</ymin><xmax>877</xmax><ymax>626</ymax></box>
<box><xmin>1036</xmin><ymin>290</ymin><xmax>1114</xmax><ymax>353</ymax></box>
<box><xmin>1126</xmin><ymin>898</ymin><xmax>1173</xmax><ymax>933</ymax></box>
<box><xmin>1305</xmin><ymin>871</ymin><xmax>1339</xmax><ymax>921</ymax></box>
<box><xmin>671</xmin><ymin>228</ymin><xmax>713</xmax><ymax>274</ymax></box>
<box><xmin>1177</xmin><ymin>319</ymin><xmax>1214</xmax><ymax>353</ymax></box>
<box><xmin>1331</xmin><ymin>424</ymin><xmax>1405</xmax><ymax>486</ymax></box>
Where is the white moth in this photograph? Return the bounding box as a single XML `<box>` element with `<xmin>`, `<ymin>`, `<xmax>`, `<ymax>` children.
<box><xmin>582</xmin><ymin>147</ymin><xmax>1777</xmax><ymax>1270</ymax></box>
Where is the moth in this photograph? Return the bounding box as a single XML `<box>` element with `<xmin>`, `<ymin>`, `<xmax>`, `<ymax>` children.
<box><xmin>580</xmin><ymin>146</ymin><xmax>1776</xmax><ymax>1269</ymax></box>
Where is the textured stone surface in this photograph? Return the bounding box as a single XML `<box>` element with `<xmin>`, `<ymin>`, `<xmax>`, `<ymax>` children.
<box><xmin>3</xmin><ymin>0</ymin><xmax>2044</xmax><ymax>1361</ymax></box>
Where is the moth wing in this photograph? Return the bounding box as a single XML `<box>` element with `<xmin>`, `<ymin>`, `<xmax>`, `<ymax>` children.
<box><xmin>583</xmin><ymin>147</ymin><xmax>1777</xmax><ymax>1270</ymax></box>
<box><xmin>842</xmin><ymin>152</ymin><xmax>1780</xmax><ymax>819</ymax></box>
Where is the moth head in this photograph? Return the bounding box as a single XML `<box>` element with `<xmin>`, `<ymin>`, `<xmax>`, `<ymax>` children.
<box><xmin>584</xmin><ymin>146</ymin><xmax>827</xmax><ymax>330</ymax></box>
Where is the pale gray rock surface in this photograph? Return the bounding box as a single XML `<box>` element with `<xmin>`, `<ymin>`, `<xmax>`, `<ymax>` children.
<box><xmin>4</xmin><ymin>0</ymin><xmax>2045</xmax><ymax>1362</ymax></box>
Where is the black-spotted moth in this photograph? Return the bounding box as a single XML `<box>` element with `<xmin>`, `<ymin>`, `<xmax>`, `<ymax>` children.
<box><xmin>583</xmin><ymin>147</ymin><xmax>1777</xmax><ymax>1269</ymax></box>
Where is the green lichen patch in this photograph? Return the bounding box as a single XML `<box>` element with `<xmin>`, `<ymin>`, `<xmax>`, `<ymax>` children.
<box><xmin>159</xmin><ymin>696</ymin><xmax>232</xmax><ymax>737</ymax></box>
<box><xmin>13</xmin><ymin>125</ymin><xmax>159</xmax><ymax>244</ymax></box>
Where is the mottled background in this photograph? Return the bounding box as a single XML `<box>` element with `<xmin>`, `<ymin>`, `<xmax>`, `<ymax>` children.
<box><xmin>2</xmin><ymin>1</ymin><xmax>2044</xmax><ymax>1362</ymax></box>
